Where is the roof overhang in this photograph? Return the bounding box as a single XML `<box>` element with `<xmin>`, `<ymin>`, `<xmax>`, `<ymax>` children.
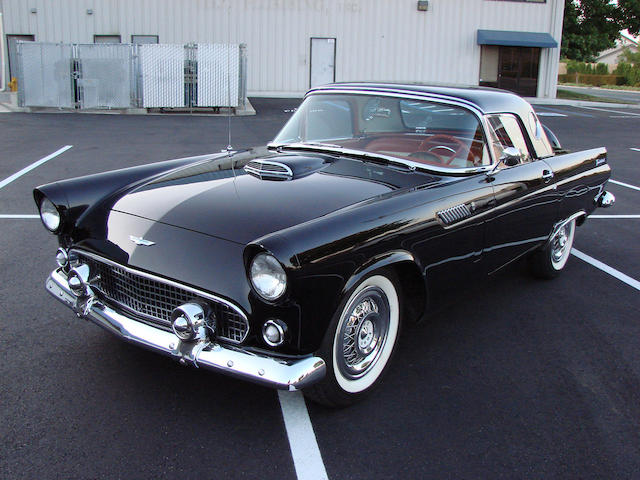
<box><xmin>477</xmin><ymin>29</ymin><xmax>558</xmax><ymax>48</ymax></box>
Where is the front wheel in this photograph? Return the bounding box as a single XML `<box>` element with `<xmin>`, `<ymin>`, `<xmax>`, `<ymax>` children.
<box><xmin>529</xmin><ymin>218</ymin><xmax>576</xmax><ymax>279</ymax></box>
<box><xmin>304</xmin><ymin>272</ymin><xmax>402</xmax><ymax>407</ymax></box>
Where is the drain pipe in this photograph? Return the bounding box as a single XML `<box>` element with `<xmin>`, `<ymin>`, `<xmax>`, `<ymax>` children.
<box><xmin>0</xmin><ymin>12</ymin><xmax>6</xmax><ymax>91</ymax></box>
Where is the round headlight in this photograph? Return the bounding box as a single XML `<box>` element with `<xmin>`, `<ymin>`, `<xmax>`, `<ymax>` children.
<box><xmin>250</xmin><ymin>253</ymin><xmax>287</xmax><ymax>301</ymax></box>
<box><xmin>39</xmin><ymin>197</ymin><xmax>61</xmax><ymax>232</ymax></box>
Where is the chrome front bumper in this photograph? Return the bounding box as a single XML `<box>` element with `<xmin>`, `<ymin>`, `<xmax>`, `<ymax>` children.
<box><xmin>46</xmin><ymin>268</ymin><xmax>326</xmax><ymax>391</ymax></box>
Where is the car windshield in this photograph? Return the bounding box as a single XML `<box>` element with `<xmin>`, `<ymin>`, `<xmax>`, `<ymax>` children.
<box><xmin>273</xmin><ymin>93</ymin><xmax>492</xmax><ymax>169</ymax></box>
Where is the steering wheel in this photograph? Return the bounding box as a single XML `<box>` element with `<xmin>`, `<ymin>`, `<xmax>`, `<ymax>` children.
<box><xmin>417</xmin><ymin>134</ymin><xmax>466</xmax><ymax>165</ymax></box>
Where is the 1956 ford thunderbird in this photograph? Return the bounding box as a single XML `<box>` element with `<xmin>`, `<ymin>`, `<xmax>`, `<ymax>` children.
<box><xmin>35</xmin><ymin>83</ymin><xmax>615</xmax><ymax>406</ymax></box>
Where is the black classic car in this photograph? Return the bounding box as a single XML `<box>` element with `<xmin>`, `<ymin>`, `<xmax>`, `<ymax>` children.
<box><xmin>36</xmin><ymin>83</ymin><xmax>615</xmax><ymax>406</ymax></box>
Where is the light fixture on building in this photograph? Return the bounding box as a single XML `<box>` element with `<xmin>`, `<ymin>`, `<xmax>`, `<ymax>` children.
<box><xmin>417</xmin><ymin>1</ymin><xmax>429</xmax><ymax>11</ymax></box>
<box><xmin>30</xmin><ymin>8</ymin><xmax>37</xmax><ymax>14</ymax></box>
<box><xmin>87</xmin><ymin>9</ymin><xmax>94</xmax><ymax>15</ymax></box>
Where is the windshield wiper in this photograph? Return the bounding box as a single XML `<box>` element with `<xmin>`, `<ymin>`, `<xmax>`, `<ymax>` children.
<box><xmin>301</xmin><ymin>142</ymin><xmax>343</xmax><ymax>149</ymax></box>
<box><xmin>270</xmin><ymin>142</ymin><xmax>416</xmax><ymax>172</ymax></box>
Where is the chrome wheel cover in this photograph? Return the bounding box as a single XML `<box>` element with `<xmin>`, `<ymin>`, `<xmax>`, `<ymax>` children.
<box><xmin>337</xmin><ymin>287</ymin><xmax>390</xmax><ymax>380</ymax></box>
<box><xmin>551</xmin><ymin>219</ymin><xmax>575</xmax><ymax>269</ymax></box>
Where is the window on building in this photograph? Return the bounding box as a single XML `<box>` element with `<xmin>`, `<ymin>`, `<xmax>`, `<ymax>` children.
<box><xmin>94</xmin><ymin>35</ymin><xmax>121</xmax><ymax>44</ymax></box>
<box><xmin>131</xmin><ymin>35</ymin><xmax>159</xmax><ymax>44</ymax></box>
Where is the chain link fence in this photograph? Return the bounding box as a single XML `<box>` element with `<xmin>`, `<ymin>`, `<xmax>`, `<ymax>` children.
<box><xmin>16</xmin><ymin>42</ymin><xmax>247</xmax><ymax>110</ymax></box>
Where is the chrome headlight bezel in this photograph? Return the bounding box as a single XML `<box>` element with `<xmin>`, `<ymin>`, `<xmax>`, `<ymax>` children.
<box><xmin>249</xmin><ymin>252</ymin><xmax>287</xmax><ymax>301</ymax></box>
<box><xmin>39</xmin><ymin>197</ymin><xmax>61</xmax><ymax>232</ymax></box>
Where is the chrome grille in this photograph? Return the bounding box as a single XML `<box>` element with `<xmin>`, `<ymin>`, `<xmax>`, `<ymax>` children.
<box><xmin>77</xmin><ymin>252</ymin><xmax>249</xmax><ymax>343</ymax></box>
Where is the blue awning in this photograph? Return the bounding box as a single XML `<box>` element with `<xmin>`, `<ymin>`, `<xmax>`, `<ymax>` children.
<box><xmin>477</xmin><ymin>29</ymin><xmax>558</xmax><ymax>48</ymax></box>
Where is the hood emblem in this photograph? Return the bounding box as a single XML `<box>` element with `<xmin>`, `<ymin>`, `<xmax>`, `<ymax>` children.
<box><xmin>129</xmin><ymin>235</ymin><xmax>156</xmax><ymax>246</ymax></box>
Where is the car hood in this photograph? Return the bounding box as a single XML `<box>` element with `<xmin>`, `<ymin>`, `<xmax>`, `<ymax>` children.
<box><xmin>110</xmin><ymin>149</ymin><xmax>441</xmax><ymax>244</ymax></box>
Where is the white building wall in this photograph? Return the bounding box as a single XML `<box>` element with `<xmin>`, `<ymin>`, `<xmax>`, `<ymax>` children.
<box><xmin>1</xmin><ymin>0</ymin><xmax>563</xmax><ymax>97</ymax></box>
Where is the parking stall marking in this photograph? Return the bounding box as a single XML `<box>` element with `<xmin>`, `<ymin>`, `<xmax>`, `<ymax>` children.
<box><xmin>590</xmin><ymin>215</ymin><xmax>640</xmax><ymax>219</ymax></box>
<box><xmin>609</xmin><ymin>179</ymin><xmax>640</xmax><ymax>192</ymax></box>
<box><xmin>572</xmin><ymin>248</ymin><xmax>640</xmax><ymax>292</ymax></box>
<box><xmin>0</xmin><ymin>214</ymin><xmax>39</xmax><ymax>219</ymax></box>
<box><xmin>0</xmin><ymin>145</ymin><xmax>73</xmax><ymax>190</ymax></box>
<box><xmin>578</xmin><ymin>106</ymin><xmax>640</xmax><ymax>117</ymax></box>
<box><xmin>534</xmin><ymin>106</ymin><xmax>595</xmax><ymax>117</ymax></box>
<box><xmin>278</xmin><ymin>391</ymin><xmax>329</xmax><ymax>480</ymax></box>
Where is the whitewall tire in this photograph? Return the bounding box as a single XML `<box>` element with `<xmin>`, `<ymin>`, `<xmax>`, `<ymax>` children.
<box><xmin>304</xmin><ymin>271</ymin><xmax>401</xmax><ymax>407</ymax></box>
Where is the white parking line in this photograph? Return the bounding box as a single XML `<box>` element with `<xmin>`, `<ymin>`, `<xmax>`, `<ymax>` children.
<box><xmin>609</xmin><ymin>179</ymin><xmax>640</xmax><ymax>192</ymax></box>
<box><xmin>0</xmin><ymin>145</ymin><xmax>73</xmax><ymax>190</ymax></box>
<box><xmin>590</xmin><ymin>215</ymin><xmax>640</xmax><ymax>219</ymax></box>
<box><xmin>0</xmin><ymin>214</ymin><xmax>39</xmax><ymax>219</ymax></box>
<box><xmin>578</xmin><ymin>106</ymin><xmax>640</xmax><ymax>117</ymax></box>
<box><xmin>631</xmin><ymin>148</ymin><xmax>640</xmax><ymax>152</ymax></box>
<box><xmin>572</xmin><ymin>248</ymin><xmax>640</xmax><ymax>292</ymax></box>
<box><xmin>536</xmin><ymin>112</ymin><xmax>567</xmax><ymax>117</ymax></box>
<box><xmin>278</xmin><ymin>391</ymin><xmax>329</xmax><ymax>480</ymax></box>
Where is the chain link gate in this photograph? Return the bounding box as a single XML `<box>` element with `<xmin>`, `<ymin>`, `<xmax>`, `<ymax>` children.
<box><xmin>17</xmin><ymin>42</ymin><xmax>247</xmax><ymax>110</ymax></box>
<box><xmin>77</xmin><ymin>44</ymin><xmax>136</xmax><ymax>109</ymax></box>
<box><xmin>17</xmin><ymin>43</ymin><xmax>74</xmax><ymax>108</ymax></box>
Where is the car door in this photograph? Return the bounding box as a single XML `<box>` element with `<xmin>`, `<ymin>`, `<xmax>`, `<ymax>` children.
<box><xmin>409</xmin><ymin>174</ymin><xmax>496</xmax><ymax>307</ymax></box>
<box><xmin>483</xmin><ymin>114</ymin><xmax>559</xmax><ymax>274</ymax></box>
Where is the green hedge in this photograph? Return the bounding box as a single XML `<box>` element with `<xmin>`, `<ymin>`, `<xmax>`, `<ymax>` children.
<box><xmin>566</xmin><ymin>60</ymin><xmax>609</xmax><ymax>75</ymax></box>
<box><xmin>558</xmin><ymin>73</ymin><xmax>626</xmax><ymax>86</ymax></box>
<box><xmin>613</xmin><ymin>62</ymin><xmax>640</xmax><ymax>87</ymax></box>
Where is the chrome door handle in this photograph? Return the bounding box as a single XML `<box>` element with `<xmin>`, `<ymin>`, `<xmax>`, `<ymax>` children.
<box><xmin>542</xmin><ymin>170</ymin><xmax>554</xmax><ymax>183</ymax></box>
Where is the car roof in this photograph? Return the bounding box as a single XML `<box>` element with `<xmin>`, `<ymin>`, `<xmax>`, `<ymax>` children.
<box><xmin>307</xmin><ymin>82</ymin><xmax>534</xmax><ymax>117</ymax></box>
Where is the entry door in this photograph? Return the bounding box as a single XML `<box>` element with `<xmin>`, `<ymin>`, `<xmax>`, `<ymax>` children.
<box><xmin>310</xmin><ymin>38</ymin><xmax>336</xmax><ymax>88</ymax></box>
<box><xmin>498</xmin><ymin>47</ymin><xmax>540</xmax><ymax>97</ymax></box>
<box><xmin>7</xmin><ymin>34</ymin><xmax>35</xmax><ymax>80</ymax></box>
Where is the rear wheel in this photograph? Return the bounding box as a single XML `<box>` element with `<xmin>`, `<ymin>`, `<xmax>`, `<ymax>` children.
<box><xmin>529</xmin><ymin>218</ymin><xmax>576</xmax><ymax>279</ymax></box>
<box><xmin>304</xmin><ymin>272</ymin><xmax>401</xmax><ymax>407</ymax></box>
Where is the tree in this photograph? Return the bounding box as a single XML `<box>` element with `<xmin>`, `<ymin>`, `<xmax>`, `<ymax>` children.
<box><xmin>618</xmin><ymin>0</ymin><xmax>640</xmax><ymax>37</ymax></box>
<box><xmin>561</xmin><ymin>0</ymin><xmax>622</xmax><ymax>61</ymax></box>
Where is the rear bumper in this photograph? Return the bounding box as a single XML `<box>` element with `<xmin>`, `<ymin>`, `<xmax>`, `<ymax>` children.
<box><xmin>595</xmin><ymin>190</ymin><xmax>615</xmax><ymax>208</ymax></box>
<box><xmin>46</xmin><ymin>268</ymin><xmax>326</xmax><ymax>391</ymax></box>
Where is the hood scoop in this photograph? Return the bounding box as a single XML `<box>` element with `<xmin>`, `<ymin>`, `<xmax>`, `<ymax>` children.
<box><xmin>244</xmin><ymin>154</ymin><xmax>332</xmax><ymax>181</ymax></box>
<box><xmin>244</xmin><ymin>160</ymin><xmax>293</xmax><ymax>181</ymax></box>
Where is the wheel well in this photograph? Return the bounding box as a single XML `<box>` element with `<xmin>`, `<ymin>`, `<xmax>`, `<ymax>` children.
<box><xmin>388</xmin><ymin>262</ymin><xmax>426</xmax><ymax>324</ymax></box>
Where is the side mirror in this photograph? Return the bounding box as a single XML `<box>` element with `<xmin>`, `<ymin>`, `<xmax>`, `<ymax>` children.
<box><xmin>500</xmin><ymin>146</ymin><xmax>523</xmax><ymax>167</ymax></box>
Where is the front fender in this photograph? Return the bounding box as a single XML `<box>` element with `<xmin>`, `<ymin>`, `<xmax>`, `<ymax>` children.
<box><xmin>33</xmin><ymin>152</ymin><xmax>227</xmax><ymax>238</ymax></box>
<box><xmin>342</xmin><ymin>250</ymin><xmax>421</xmax><ymax>295</ymax></box>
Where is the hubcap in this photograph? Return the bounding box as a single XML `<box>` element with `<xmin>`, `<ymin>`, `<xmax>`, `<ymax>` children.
<box><xmin>552</xmin><ymin>225</ymin><xmax>569</xmax><ymax>263</ymax></box>
<box><xmin>337</xmin><ymin>288</ymin><xmax>390</xmax><ymax>379</ymax></box>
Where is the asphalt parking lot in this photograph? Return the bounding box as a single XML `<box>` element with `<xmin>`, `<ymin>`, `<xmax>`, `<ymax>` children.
<box><xmin>1</xmin><ymin>99</ymin><xmax>639</xmax><ymax>480</ymax></box>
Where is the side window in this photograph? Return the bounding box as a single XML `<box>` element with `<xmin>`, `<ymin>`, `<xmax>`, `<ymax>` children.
<box><xmin>487</xmin><ymin>114</ymin><xmax>532</xmax><ymax>163</ymax></box>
